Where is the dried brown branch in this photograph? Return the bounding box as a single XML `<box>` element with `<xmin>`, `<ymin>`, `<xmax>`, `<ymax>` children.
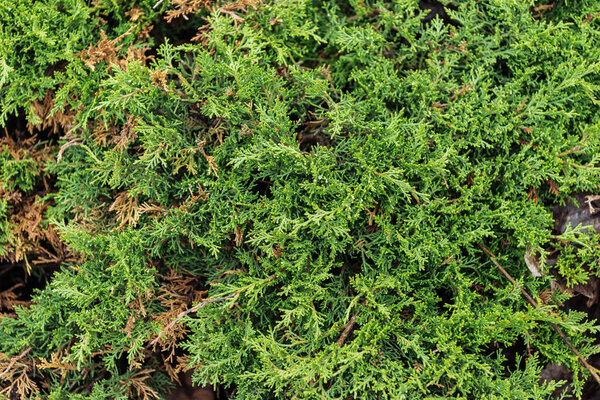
<box><xmin>151</xmin><ymin>293</ymin><xmax>236</xmax><ymax>346</ymax></box>
<box><xmin>337</xmin><ymin>311</ymin><xmax>360</xmax><ymax>345</ymax></box>
<box><xmin>337</xmin><ymin>299</ymin><xmax>367</xmax><ymax>346</ymax></box>
<box><xmin>0</xmin><ymin>347</ymin><xmax>32</xmax><ymax>378</ymax></box>
<box><xmin>478</xmin><ymin>243</ymin><xmax>600</xmax><ymax>386</ymax></box>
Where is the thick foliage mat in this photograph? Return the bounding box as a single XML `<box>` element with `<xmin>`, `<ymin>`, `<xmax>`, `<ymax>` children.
<box><xmin>3</xmin><ymin>0</ymin><xmax>600</xmax><ymax>399</ymax></box>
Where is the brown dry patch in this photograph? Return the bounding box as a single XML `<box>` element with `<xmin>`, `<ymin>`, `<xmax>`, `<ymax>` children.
<box><xmin>532</xmin><ymin>3</ymin><xmax>554</xmax><ymax>19</ymax></box>
<box><xmin>0</xmin><ymin>133</ymin><xmax>69</xmax><ymax>268</ymax></box>
<box><xmin>113</xmin><ymin>115</ymin><xmax>139</xmax><ymax>151</ymax></box>
<box><xmin>109</xmin><ymin>191</ymin><xmax>140</xmax><ymax>230</ymax></box>
<box><xmin>170</xmin><ymin>0</ymin><xmax>261</xmax><ymax>43</ymax></box>
<box><xmin>109</xmin><ymin>189</ymin><xmax>170</xmax><ymax>230</ymax></box>
<box><xmin>37</xmin><ymin>349</ymin><xmax>77</xmax><ymax>380</ymax></box>
<box><xmin>123</xmin><ymin>369</ymin><xmax>161</xmax><ymax>400</ymax></box>
<box><xmin>0</xmin><ymin>133</ymin><xmax>52</xmax><ymax>168</ymax></box>
<box><xmin>91</xmin><ymin>118</ymin><xmax>120</xmax><ymax>147</ymax></box>
<box><xmin>90</xmin><ymin>115</ymin><xmax>140</xmax><ymax>152</ymax></box>
<box><xmin>125</xmin><ymin>7</ymin><xmax>144</xmax><ymax>22</ymax></box>
<box><xmin>151</xmin><ymin>69</ymin><xmax>170</xmax><ymax>92</ymax></box>
<box><xmin>546</xmin><ymin>179</ymin><xmax>559</xmax><ymax>196</ymax></box>
<box><xmin>152</xmin><ymin>269</ymin><xmax>206</xmax><ymax>369</ymax></box>
<box><xmin>178</xmin><ymin>185</ymin><xmax>209</xmax><ymax>212</ymax></box>
<box><xmin>79</xmin><ymin>26</ymin><xmax>153</xmax><ymax>71</ymax></box>
<box><xmin>449</xmin><ymin>85</ymin><xmax>472</xmax><ymax>102</ymax></box>
<box><xmin>0</xmin><ymin>348</ymin><xmax>38</xmax><ymax>399</ymax></box>
<box><xmin>26</xmin><ymin>91</ymin><xmax>76</xmax><ymax>136</ymax></box>
<box><xmin>583</xmin><ymin>12</ymin><xmax>600</xmax><ymax>23</ymax></box>
<box><xmin>0</xmin><ymin>283</ymin><xmax>30</xmax><ymax>316</ymax></box>
<box><xmin>164</xmin><ymin>0</ymin><xmax>263</xmax><ymax>24</ymax></box>
<box><xmin>165</xmin><ymin>0</ymin><xmax>212</xmax><ymax>23</ymax></box>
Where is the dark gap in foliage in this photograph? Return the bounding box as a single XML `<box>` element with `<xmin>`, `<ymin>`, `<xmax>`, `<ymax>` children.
<box><xmin>0</xmin><ymin>263</ymin><xmax>58</xmax><ymax>304</ymax></box>
<box><xmin>213</xmin><ymin>382</ymin><xmax>236</xmax><ymax>400</ymax></box>
<box><xmin>301</xmin><ymin>45</ymin><xmax>335</xmax><ymax>70</ymax></box>
<box><xmin>340</xmin><ymin>255</ymin><xmax>363</xmax><ymax>279</ymax></box>
<box><xmin>384</xmin><ymin>99</ymin><xmax>403</xmax><ymax>113</ymax></box>
<box><xmin>115</xmin><ymin>352</ymin><xmax>129</xmax><ymax>375</ymax></box>
<box><xmin>418</xmin><ymin>0</ymin><xmax>461</xmax><ymax>26</ymax></box>
<box><xmin>434</xmin><ymin>287</ymin><xmax>454</xmax><ymax>310</ymax></box>
<box><xmin>166</xmin><ymin>370</ymin><xmax>219</xmax><ymax>399</ymax></box>
<box><xmin>296</xmin><ymin>124</ymin><xmax>329</xmax><ymax>152</ymax></box>
<box><xmin>564</xmin><ymin>295</ymin><xmax>600</xmax><ymax>347</ymax></box>
<box><xmin>99</xmin><ymin>13</ymin><xmax>122</xmax><ymax>31</ymax></box>
<box><xmin>500</xmin><ymin>337</ymin><xmax>529</xmax><ymax>372</ymax></box>
<box><xmin>4</xmin><ymin>112</ymin><xmax>27</xmax><ymax>137</ymax></box>
<box><xmin>155</xmin><ymin>15</ymin><xmax>209</xmax><ymax>48</ymax></box>
<box><xmin>251</xmin><ymin>176</ymin><xmax>274</xmax><ymax>199</ymax></box>
<box><xmin>392</xmin><ymin>30</ymin><xmax>411</xmax><ymax>50</ymax></box>
<box><xmin>582</xmin><ymin>355</ymin><xmax>600</xmax><ymax>399</ymax></box>
<box><xmin>295</xmin><ymin>106</ymin><xmax>331</xmax><ymax>152</ymax></box>
<box><xmin>43</xmin><ymin>60</ymin><xmax>69</xmax><ymax>78</ymax></box>
<box><xmin>493</xmin><ymin>56</ymin><xmax>513</xmax><ymax>81</ymax></box>
<box><xmin>480</xmin><ymin>337</ymin><xmax>529</xmax><ymax>375</ymax></box>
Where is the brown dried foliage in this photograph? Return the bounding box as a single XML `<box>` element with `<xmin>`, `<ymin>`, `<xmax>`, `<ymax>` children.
<box><xmin>165</xmin><ymin>0</ymin><xmax>212</xmax><ymax>23</ymax></box>
<box><xmin>153</xmin><ymin>269</ymin><xmax>206</xmax><ymax>367</ymax></box>
<box><xmin>125</xmin><ymin>7</ymin><xmax>144</xmax><ymax>22</ymax></box>
<box><xmin>169</xmin><ymin>0</ymin><xmax>261</xmax><ymax>43</ymax></box>
<box><xmin>151</xmin><ymin>69</ymin><xmax>170</xmax><ymax>92</ymax></box>
<box><xmin>109</xmin><ymin>191</ymin><xmax>140</xmax><ymax>230</ymax></box>
<box><xmin>0</xmin><ymin>348</ymin><xmax>38</xmax><ymax>399</ymax></box>
<box><xmin>37</xmin><ymin>350</ymin><xmax>77</xmax><ymax>380</ymax></box>
<box><xmin>0</xmin><ymin>133</ymin><xmax>51</xmax><ymax>171</ymax></box>
<box><xmin>0</xmin><ymin>284</ymin><xmax>30</xmax><ymax>315</ymax></box>
<box><xmin>583</xmin><ymin>12</ymin><xmax>600</xmax><ymax>23</ymax></box>
<box><xmin>90</xmin><ymin>116</ymin><xmax>138</xmax><ymax>153</ymax></box>
<box><xmin>109</xmin><ymin>190</ymin><xmax>169</xmax><ymax>230</ymax></box>
<box><xmin>79</xmin><ymin>26</ymin><xmax>153</xmax><ymax>71</ymax></box>
<box><xmin>26</xmin><ymin>91</ymin><xmax>76</xmax><ymax>136</ymax></box>
<box><xmin>114</xmin><ymin>115</ymin><xmax>139</xmax><ymax>151</ymax></box>
<box><xmin>546</xmin><ymin>179</ymin><xmax>559</xmax><ymax>196</ymax></box>
<box><xmin>449</xmin><ymin>85</ymin><xmax>472</xmax><ymax>102</ymax></box>
<box><xmin>0</xmin><ymin>133</ymin><xmax>69</xmax><ymax>267</ymax></box>
<box><xmin>123</xmin><ymin>369</ymin><xmax>161</xmax><ymax>400</ymax></box>
<box><xmin>178</xmin><ymin>185</ymin><xmax>209</xmax><ymax>212</ymax></box>
<box><xmin>527</xmin><ymin>186</ymin><xmax>539</xmax><ymax>204</ymax></box>
<box><xmin>532</xmin><ymin>3</ymin><xmax>554</xmax><ymax>19</ymax></box>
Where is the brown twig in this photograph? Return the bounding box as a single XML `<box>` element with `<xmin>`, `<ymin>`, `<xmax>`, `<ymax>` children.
<box><xmin>56</xmin><ymin>138</ymin><xmax>82</xmax><ymax>162</ymax></box>
<box><xmin>337</xmin><ymin>299</ymin><xmax>367</xmax><ymax>346</ymax></box>
<box><xmin>337</xmin><ymin>311</ymin><xmax>360</xmax><ymax>345</ymax></box>
<box><xmin>478</xmin><ymin>243</ymin><xmax>600</xmax><ymax>386</ymax></box>
<box><xmin>151</xmin><ymin>293</ymin><xmax>236</xmax><ymax>346</ymax></box>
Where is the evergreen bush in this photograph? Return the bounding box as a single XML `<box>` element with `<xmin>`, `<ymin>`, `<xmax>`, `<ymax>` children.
<box><xmin>3</xmin><ymin>0</ymin><xmax>600</xmax><ymax>398</ymax></box>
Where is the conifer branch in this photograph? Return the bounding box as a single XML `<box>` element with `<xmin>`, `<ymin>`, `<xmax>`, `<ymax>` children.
<box><xmin>479</xmin><ymin>243</ymin><xmax>600</xmax><ymax>386</ymax></box>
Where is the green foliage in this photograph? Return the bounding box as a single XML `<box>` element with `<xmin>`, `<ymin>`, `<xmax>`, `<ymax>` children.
<box><xmin>3</xmin><ymin>0</ymin><xmax>600</xmax><ymax>398</ymax></box>
<box><xmin>0</xmin><ymin>198</ymin><xmax>11</xmax><ymax>257</ymax></box>
<box><xmin>0</xmin><ymin>0</ymin><xmax>162</xmax><ymax>125</ymax></box>
<box><xmin>0</xmin><ymin>148</ymin><xmax>39</xmax><ymax>192</ymax></box>
<box><xmin>551</xmin><ymin>225</ymin><xmax>600</xmax><ymax>287</ymax></box>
